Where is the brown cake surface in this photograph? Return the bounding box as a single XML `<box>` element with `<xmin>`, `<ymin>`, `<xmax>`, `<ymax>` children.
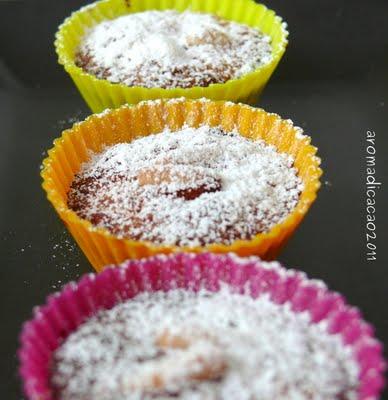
<box><xmin>67</xmin><ymin>125</ymin><xmax>303</xmax><ymax>246</ymax></box>
<box><xmin>75</xmin><ymin>10</ymin><xmax>273</xmax><ymax>88</ymax></box>
<box><xmin>51</xmin><ymin>286</ymin><xmax>359</xmax><ymax>400</ymax></box>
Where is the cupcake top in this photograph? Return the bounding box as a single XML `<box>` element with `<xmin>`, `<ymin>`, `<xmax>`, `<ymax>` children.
<box><xmin>75</xmin><ymin>10</ymin><xmax>273</xmax><ymax>88</ymax></box>
<box><xmin>51</xmin><ymin>284</ymin><xmax>358</xmax><ymax>400</ymax></box>
<box><xmin>68</xmin><ymin>125</ymin><xmax>303</xmax><ymax>246</ymax></box>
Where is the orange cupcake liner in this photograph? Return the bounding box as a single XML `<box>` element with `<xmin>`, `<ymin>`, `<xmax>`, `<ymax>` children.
<box><xmin>41</xmin><ymin>98</ymin><xmax>322</xmax><ymax>272</ymax></box>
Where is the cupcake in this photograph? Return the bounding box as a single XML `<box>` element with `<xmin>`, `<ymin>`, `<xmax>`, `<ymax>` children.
<box><xmin>55</xmin><ymin>0</ymin><xmax>288</xmax><ymax>112</ymax></box>
<box><xmin>75</xmin><ymin>10</ymin><xmax>273</xmax><ymax>89</ymax></box>
<box><xmin>41</xmin><ymin>99</ymin><xmax>322</xmax><ymax>271</ymax></box>
<box><xmin>67</xmin><ymin>125</ymin><xmax>303</xmax><ymax>247</ymax></box>
<box><xmin>18</xmin><ymin>253</ymin><xmax>386</xmax><ymax>400</ymax></box>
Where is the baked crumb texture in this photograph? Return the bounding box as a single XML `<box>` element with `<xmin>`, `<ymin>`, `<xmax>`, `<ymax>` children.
<box><xmin>75</xmin><ymin>10</ymin><xmax>273</xmax><ymax>88</ymax></box>
<box><xmin>52</xmin><ymin>285</ymin><xmax>358</xmax><ymax>400</ymax></box>
<box><xmin>67</xmin><ymin>125</ymin><xmax>303</xmax><ymax>246</ymax></box>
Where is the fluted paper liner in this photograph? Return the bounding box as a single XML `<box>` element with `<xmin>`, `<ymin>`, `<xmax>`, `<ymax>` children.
<box><xmin>55</xmin><ymin>0</ymin><xmax>288</xmax><ymax>112</ymax></box>
<box><xmin>19</xmin><ymin>253</ymin><xmax>385</xmax><ymax>400</ymax></box>
<box><xmin>41</xmin><ymin>99</ymin><xmax>321</xmax><ymax>271</ymax></box>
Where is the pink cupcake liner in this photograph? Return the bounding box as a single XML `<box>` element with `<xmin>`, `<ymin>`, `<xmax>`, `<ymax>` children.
<box><xmin>18</xmin><ymin>253</ymin><xmax>385</xmax><ymax>400</ymax></box>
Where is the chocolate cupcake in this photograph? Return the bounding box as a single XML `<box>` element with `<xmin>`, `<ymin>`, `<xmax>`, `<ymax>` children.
<box><xmin>19</xmin><ymin>253</ymin><xmax>386</xmax><ymax>400</ymax></box>
<box><xmin>41</xmin><ymin>99</ymin><xmax>321</xmax><ymax>271</ymax></box>
<box><xmin>67</xmin><ymin>124</ymin><xmax>303</xmax><ymax>247</ymax></box>
<box><xmin>55</xmin><ymin>0</ymin><xmax>288</xmax><ymax>112</ymax></box>
<box><xmin>75</xmin><ymin>10</ymin><xmax>273</xmax><ymax>89</ymax></box>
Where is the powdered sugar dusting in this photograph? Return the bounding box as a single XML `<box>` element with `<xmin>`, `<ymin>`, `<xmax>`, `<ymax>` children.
<box><xmin>52</xmin><ymin>286</ymin><xmax>359</xmax><ymax>400</ymax></box>
<box><xmin>68</xmin><ymin>125</ymin><xmax>303</xmax><ymax>246</ymax></box>
<box><xmin>76</xmin><ymin>10</ymin><xmax>273</xmax><ymax>88</ymax></box>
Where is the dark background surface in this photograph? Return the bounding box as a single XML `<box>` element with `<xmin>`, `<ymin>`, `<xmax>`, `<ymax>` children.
<box><xmin>0</xmin><ymin>0</ymin><xmax>387</xmax><ymax>398</ymax></box>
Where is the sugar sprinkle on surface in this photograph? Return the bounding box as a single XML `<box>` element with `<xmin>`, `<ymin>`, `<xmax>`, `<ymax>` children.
<box><xmin>52</xmin><ymin>287</ymin><xmax>359</xmax><ymax>400</ymax></box>
<box><xmin>76</xmin><ymin>10</ymin><xmax>273</xmax><ymax>88</ymax></box>
<box><xmin>68</xmin><ymin>125</ymin><xmax>303</xmax><ymax>246</ymax></box>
